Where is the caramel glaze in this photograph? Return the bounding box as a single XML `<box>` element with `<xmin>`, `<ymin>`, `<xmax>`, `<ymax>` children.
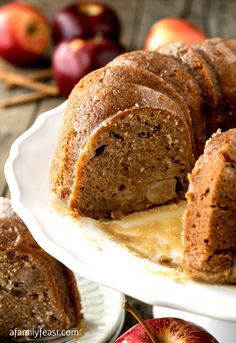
<box><xmin>102</xmin><ymin>201</ymin><xmax>186</xmax><ymax>267</ymax></box>
<box><xmin>51</xmin><ymin>195</ymin><xmax>186</xmax><ymax>270</ymax></box>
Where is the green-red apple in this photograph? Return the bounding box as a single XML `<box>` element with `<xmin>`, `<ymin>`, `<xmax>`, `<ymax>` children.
<box><xmin>144</xmin><ymin>18</ymin><xmax>206</xmax><ymax>50</ymax></box>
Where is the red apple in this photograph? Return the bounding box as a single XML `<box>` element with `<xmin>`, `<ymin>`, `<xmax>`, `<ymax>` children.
<box><xmin>116</xmin><ymin>318</ymin><xmax>219</xmax><ymax>343</ymax></box>
<box><xmin>52</xmin><ymin>38</ymin><xmax>125</xmax><ymax>97</ymax></box>
<box><xmin>0</xmin><ymin>2</ymin><xmax>51</xmax><ymax>66</ymax></box>
<box><xmin>144</xmin><ymin>17</ymin><xmax>207</xmax><ymax>51</ymax></box>
<box><xmin>52</xmin><ymin>1</ymin><xmax>120</xmax><ymax>44</ymax></box>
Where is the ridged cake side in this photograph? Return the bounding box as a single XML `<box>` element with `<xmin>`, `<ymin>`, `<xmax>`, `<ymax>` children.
<box><xmin>183</xmin><ymin>129</ymin><xmax>236</xmax><ymax>283</ymax></box>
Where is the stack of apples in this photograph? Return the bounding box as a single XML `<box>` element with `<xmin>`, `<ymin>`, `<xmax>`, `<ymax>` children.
<box><xmin>52</xmin><ymin>1</ymin><xmax>124</xmax><ymax>97</ymax></box>
<box><xmin>0</xmin><ymin>2</ymin><xmax>207</xmax><ymax>98</ymax></box>
<box><xmin>0</xmin><ymin>1</ymin><xmax>124</xmax><ymax>97</ymax></box>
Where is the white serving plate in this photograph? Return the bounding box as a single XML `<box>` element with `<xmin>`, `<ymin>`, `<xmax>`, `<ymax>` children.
<box><xmin>5</xmin><ymin>101</ymin><xmax>236</xmax><ymax>322</ymax></box>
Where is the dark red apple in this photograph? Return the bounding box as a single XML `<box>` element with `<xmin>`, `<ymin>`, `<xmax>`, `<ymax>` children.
<box><xmin>0</xmin><ymin>2</ymin><xmax>51</xmax><ymax>66</ymax></box>
<box><xmin>52</xmin><ymin>1</ymin><xmax>120</xmax><ymax>44</ymax></box>
<box><xmin>144</xmin><ymin>17</ymin><xmax>206</xmax><ymax>50</ymax></box>
<box><xmin>116</xmin><ymin>318</ymin><xmax>219</xmax><ymax>343</ymax></box>
<box><xmin>52</xmin><ymin>37</ymin><xmax>124</xmax><ymax>97</ymax></box>
<box><xmin>115</xmin><ymin>302</ymin><xmax>218</xmax><ymax>343</ymax></box>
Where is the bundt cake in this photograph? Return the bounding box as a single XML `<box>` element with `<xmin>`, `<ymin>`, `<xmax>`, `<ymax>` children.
<box><xmin>50</xmin><ymin>37</ymin><xmax>236</xmax><ymax>221</ymax></box>
<box><xmin>183</xmin><ymin>129</ymin><xmax>236</xmax><ymax>283</ymax></box>
<box><xmin>0</xmin><ymin>197</ymin><xmax>83</xmax><ymax>337</ymax></box>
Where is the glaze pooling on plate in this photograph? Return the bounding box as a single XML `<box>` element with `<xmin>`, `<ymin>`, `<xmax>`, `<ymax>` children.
<box><xmin>5</xmin><ymin>101</ymin><xmax>236</xmax><ymax>322</ymax></box>
<box><xmin>51</xmin><ymin>194</ymin><xmax>185</xmax><ymax>267</ymax></box>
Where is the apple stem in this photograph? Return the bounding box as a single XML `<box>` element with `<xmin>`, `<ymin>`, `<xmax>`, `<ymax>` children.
<box><xmin>123</xmin><ymin>300</ymin><xmax>158</xmax><ymax>343</ymax></box>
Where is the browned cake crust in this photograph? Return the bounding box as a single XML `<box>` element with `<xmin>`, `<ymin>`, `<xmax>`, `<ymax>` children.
<box><xmin>0</xmin><ymin>198</ymin><xmax>83</xmax><ymax>336</ymax></box>
<box><xmin>109</xmin><ymin>50</ymin><xmax>204</xmax><ymax>155</ymax></box>
<box><xmin>194</xmin><ymin>38</ymin><xmax>236</xmax><ymax>134</ymax></box>
<box><xmin>183</xmin><ymin>129</ymin><xmax>236</xmax><ymax>283</ymax></box>
<box><xmin>50</xmin><ymin>38</ymin><xmax>236</xmax><ymax>223</ymax></box>
<box><xmin>157</xmin><ymin>41</ymin><xmax>219</xmax><ymax>151</ymax></box>
<box><xmin>195</xmin><ymin>38</ymin><xmax>236</xmax><ymax>108</ymax></box>
<box><xmin>158</xmin><ymin>38</ymin><xmax>236</xmax><ymax>137</ymax></box>
<box><xmin>158</xmin><ymin>41</ymin><xmax>219</xmax><ymax>108</ymax></box>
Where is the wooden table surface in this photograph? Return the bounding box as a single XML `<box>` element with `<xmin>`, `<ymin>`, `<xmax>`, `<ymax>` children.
<box><xmin>0</xmin><ymin>0</ymin><xmax>235</xmax><ymax>338</ymax></box>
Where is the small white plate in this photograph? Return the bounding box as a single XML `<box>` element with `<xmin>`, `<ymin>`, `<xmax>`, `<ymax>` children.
<box><xmin>76</xmin><ymin>275</ymin><xmax>125</xmax><ymax>343</ymax></box>
<box><xmin>5</xmin><ymin>102</ymin><xmax>236</xmax><ymax>322</ymax></box>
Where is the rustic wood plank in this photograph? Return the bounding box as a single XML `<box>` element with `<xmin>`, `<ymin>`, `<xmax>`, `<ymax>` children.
<box><xmin>0</xmin><ymin>64</ymin><xmax>33</xmax><ymax>197</ymax></box>
<box><xmin>0</xmin><ymin>59</ymin><xmax>59</xmax><ymax>196</ymax></box>
<box><xmin>3</xmin><ymin>185</ymin><xmax>10</xmax><ymax>199</ymax></box>
<box><xmin>187</xmin><ymin>0</ymin><xmax>205</xmax><ymax>29</ymax></box>
<box><xmin>137</xmin><ymin>0</ymin><xmax>185</xmax><ymax>49</ymax></box>
<box><xmin>105</xmin><ymin>0</ymin><xmax>138</xmax><ymax>49</ymax></box>
<box><xmin>1</xmin><ymin>95</ymin><xmax>63</xmax><ymax>198</ymax></box>
<box><xmin>2</xmin><ymin>99</ymin><xmax>63</xmax><ymax>199</ymax></box>
<box><xmin>130</xmin><ymin>0</ymin><xmax>147</xmax><ymax>50</ymax></box>
<box><xmin>206</xmin><ymin>0</ymin><xmax>236</xmax><ymax>38</ymax></box>
<box><xmin>0</xmin><ymin>87</ymin><xmax>38</xmax><ymax>195</ymax></box>
<box><xmin>34</xmin><ymin>97</ymin><xmax>63</xmax><ymax>118</ymax></box>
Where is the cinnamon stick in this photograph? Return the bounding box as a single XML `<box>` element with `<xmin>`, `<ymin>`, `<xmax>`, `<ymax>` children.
<box><xmin>5</xmin><ymin>68</ymin><xmax>53</xmax><ymax>89</ymax></box>
<box><xmin>0</xmin><ymin>69</ymin><xmax>58</xmax><ymax>95</ymax></box>
<box><xmin>25</xmin><ymin>68</ymin><xmax>52</xmax><ymax>80</ymax></box>
<box><xmin>0</xmin><ymin>91</ymin><xmax>50</xmax><ymax>108</ymax></box>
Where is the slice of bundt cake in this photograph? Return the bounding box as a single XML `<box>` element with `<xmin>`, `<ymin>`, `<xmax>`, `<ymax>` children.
<box><xmin>183</xmin><ymin>129</ymin><xmax>236</xmax><ymax>283</ymax></box>
<box><xmin>51</xmin><ymin>81</ymin><xmax>195</xmax><ymax>219</ymax></box>
<box><xmin>69</xmin><ymin>104</ymin><xmax>194</xmax><ymax>219</ymax></box>
<box><xmin>0</xmin><ymin>197</ymin><xmax>83</xmax><ymax>337</ymax></box>
<box><xmin>50</xmin><ymin>64</ymin><xmax>195</xmax><ymax>202</ymax></box>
